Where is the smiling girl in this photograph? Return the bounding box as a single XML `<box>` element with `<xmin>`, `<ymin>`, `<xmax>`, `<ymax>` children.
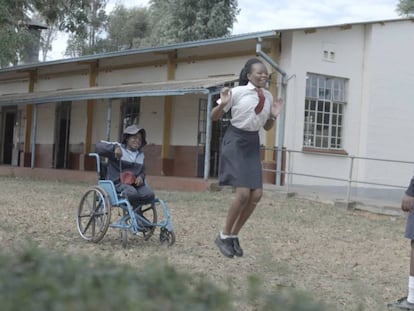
<box><xmin>211</xmin><ymin>58</ymin><xmax>284</xmax><ymax>258</ymax></box>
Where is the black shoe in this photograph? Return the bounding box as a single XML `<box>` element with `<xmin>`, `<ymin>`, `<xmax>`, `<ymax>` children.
<box><xmin>215</xmin><ymin>235</ymin><xmax>234</xmax><ymax>258</ymax></box>
<box><xmin>232</xmin><ymin>237</ymin><xmax>243</xmax><ymax>257</ymax></box>
<box><xmin>388</xmin><ymin>297</ymin><xmax>414</xmax><ymax>310</ymax></box>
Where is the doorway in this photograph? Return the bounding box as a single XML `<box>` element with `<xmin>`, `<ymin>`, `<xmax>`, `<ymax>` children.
<box><xmin>54</xmin><ymin>102</ymin><xmax>71</xmax><ymax>169</ymax></box>
<box><xmin>2</xmin><ymin>108</ymin><xmax>17</xmax><ymax>165</ymax></box>
<box><xmin>196</xmin><ymin>97</ymin><xmax>231</xmax><ymax>178</ymax></box>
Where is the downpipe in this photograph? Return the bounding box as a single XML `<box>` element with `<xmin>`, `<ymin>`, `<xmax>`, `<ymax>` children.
<box><xmin>256</xmin><ymin>37</ymin><xmax>288</xmax><ymax>186</ymax></box>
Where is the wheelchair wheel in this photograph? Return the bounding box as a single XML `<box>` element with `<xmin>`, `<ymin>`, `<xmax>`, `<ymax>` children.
<box><xmin>160</xmin><ymin>227</ymin><xmax>176</xmax><ymax>246</ymax></box>
<box><xmin>77</xmin><ymin>186</ymin><xmax>111</xmax><ymax>243</ymax></box>
<box><xmin>136</xmin><ymin>202</ymin><xmax>157</xmax><ymax>240</ymax></box>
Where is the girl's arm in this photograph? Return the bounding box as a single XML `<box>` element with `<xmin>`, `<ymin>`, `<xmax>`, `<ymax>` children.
<box><xmin>211</xmin><ymin>87</ymin><xmax>231</xmax><ymax>121</ymax></box>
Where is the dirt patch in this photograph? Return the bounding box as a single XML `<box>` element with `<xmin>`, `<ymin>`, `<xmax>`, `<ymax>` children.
<box><xmin>0</xmin><ymin>176</ymin><xmax>409</xmax><ymax>310</ymax></box>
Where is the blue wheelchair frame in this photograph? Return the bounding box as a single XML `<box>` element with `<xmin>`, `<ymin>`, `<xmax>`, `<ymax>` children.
<box><xmin>77</xmin><ymin>153</ymin><xmax>175</xmax><ymax>247</ymax></box>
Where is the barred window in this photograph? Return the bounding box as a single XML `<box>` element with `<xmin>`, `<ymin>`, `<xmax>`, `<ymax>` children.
<box><xmin>303</xmin><ymin>74</ymin><xmax>346</xmax><ymax>150</ymax></box>
<box><xmin>120</xmin><ymin>97</ymin><xmax>140</xmax><ymax>137</ymax></box>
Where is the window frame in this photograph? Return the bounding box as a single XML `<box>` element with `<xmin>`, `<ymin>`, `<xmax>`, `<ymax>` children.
<box><xmin>303</xmin><ymin>73</ymin><xmax>347</xmax><ymax>154</ymax></box>
<box><xmin>120</xmin><ymin>97</ymin><xmax>141</xmax><ymax>138</ymax></box>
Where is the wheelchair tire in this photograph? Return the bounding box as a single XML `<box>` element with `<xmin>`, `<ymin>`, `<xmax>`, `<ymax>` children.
<box><xmin>160</xmin><ymin>227</ymin><xmax>176</xmax><ymax>246</ymax></box>
<box><xmin>77</xmin><ymin>186</ymin><xmax>111</xmax><ymax>243</ymax></box>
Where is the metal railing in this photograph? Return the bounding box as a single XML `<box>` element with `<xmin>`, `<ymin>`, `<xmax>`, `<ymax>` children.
<box><xmin>262</xmin><ymin>147</ymin><xmax>414</xmax><ymax>203</ymax></box>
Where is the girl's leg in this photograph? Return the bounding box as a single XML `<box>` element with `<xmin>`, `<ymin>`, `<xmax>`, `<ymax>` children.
<box><xmin>222</xmin><ymin>187</ymin><xmax>250</xmax><ymax>235</ymax></box>
<box><xmin>408</xmin><ymin>240</ymin><xmax>414</xmax><ymax>303</ymax></box>
<box><xmin>215</xmin><ymin>187</ymin><xmax>250</xmax><ymax>258</ymax></box>
<box><xmin>231</xmin><ymin>188</ymin><xmax>262</xmax><ymax>235</ymax></box>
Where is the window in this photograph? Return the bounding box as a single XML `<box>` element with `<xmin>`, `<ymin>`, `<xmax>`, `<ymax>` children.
<box><xmin>120</xmin><ymin>97</ymin><xmax>140</xmax><ymax>135</ymax></box>
<box><xmin>303</xmin><ymin>74</ymin><xmax>346</xmax><ymax>150</ymax></box>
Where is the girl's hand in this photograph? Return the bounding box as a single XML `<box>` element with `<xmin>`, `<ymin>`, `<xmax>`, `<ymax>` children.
<box><xmin>135</xmin><ymin>176</ymin><xmax>144</xmax><ymax>186</ymax></box>
<box><xmin>270</xmin><ymin>98</ymin><xmax>284</xmax><ymax>119</ymax></box>
<box><xmin>220</xmin><ymin>87</ymin><xmax>231</xmax><ymax>105</ymax></box>
<box><xmin>114</xmin><ymin>146</ymin><xmax>122</xmax><ymax>159</ymax></box>
<box><xmin>402</xmin><ymin>194</ymin><xmax>414</xmax><ymax>212</ymax></box>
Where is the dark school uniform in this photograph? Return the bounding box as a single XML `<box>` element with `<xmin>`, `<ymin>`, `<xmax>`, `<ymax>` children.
<box><xmin>405</xmin><ymin>177</ymin><xmax>414</xmax><ymax>239</ymax></box>
<box><xmin>217</xmin><ymin>82</ymin><xmax>273</xmax><ymax>190</ymax></box>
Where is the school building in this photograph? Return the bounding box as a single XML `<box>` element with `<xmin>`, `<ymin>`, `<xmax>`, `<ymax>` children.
<box><xmin>0</xmin><ymin>18</ymin><xmax>413</xmax><ymax>195</ymax></box>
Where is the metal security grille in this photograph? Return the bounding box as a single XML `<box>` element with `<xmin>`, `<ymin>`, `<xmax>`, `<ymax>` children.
<box><xmin>303</xmin><ymin>74</ymin><xmax>346</xmax><ymax>150</ymax></box>
<box><xmin>197</xmin><ymin>98</ymin><xmax>207</xmax><ymax>147</ymax></box>
<box><xmin>120</xmin><ymin>97</ymin><xmax>141</xmax><ymax>135</ymax></box>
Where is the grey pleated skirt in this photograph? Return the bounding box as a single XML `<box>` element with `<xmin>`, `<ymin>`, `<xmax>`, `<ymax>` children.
<box><xmin>405</xmin><ymin>210</ymin><xmax>414</xmax><ymax>239</ymax></box>
<box><xmin>218</xmin><ymin>125</ymin><xmax>262</xmax><ymax>189</ymax></box>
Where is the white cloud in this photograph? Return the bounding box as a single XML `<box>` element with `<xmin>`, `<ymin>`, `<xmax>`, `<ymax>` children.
<box><xmin>233</xmin><ymin>0</ymin><xmax>400</xmax><ymax>33</ymax></box>
<box><xmin>48</xmin><ymin>0</ymin><xmax>402</xmax><ymax>60</ymax></box>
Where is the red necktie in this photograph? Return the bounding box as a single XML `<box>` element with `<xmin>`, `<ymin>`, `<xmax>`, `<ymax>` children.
<box><xmin>255</xmin><ymin>88</ymin><xmax>265</xmax><ymax>114</ymax></box>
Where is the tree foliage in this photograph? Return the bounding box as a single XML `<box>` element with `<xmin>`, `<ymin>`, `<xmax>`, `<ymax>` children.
<box><xmin>105</xmin><ymin>5</ymin><xmax>150</xmax><ymax>51</ymax></box>
<box><xmin>0</xmin><ymin>0</ymin><xmax>37</xmax><ymax>66</ymax></box>
<box><xmin>397</xmin><ymin>0</ymin><xmax>414</xmax><ymax>16</ymax></box>
<box><xmin>0</xmin><ymin>0</ymin><xmax>100</xmax><ymax>66</ymax></box>
<box><xmin>147</xmin><ymin>0</ymin><xmax>240</xmax><ymax>46</ymax></box>
<box><xmin>64</xmin><ymin>0</ymin><xmax>108</xmax><ymax>58</ymax></box>
<box><xmin>0</xmin><ymin>0</ymin><xmax>240</xmax><ymax>66</ymax></box>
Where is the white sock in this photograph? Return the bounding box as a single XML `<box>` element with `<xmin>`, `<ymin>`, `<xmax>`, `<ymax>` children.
<box><xmin>407</xmin><ymin>276</ymin><xmax>414</xmax><ymax>303</ymax></box>
<box><xmin>220</xmin><ymin>232</ymin><xmax>231</xmax><ymax>239</ymax></box>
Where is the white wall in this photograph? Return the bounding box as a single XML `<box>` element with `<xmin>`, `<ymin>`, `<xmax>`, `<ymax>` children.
<box><xmin>139</xmin><ymin>97</ymin><xmax>164</xmax><ymax>145</ymax></box>
<box><xmin>36</xmin><ymin>75</ymin><xmax>89</xmax><ymax>91</ymax></box>
<box><xmin>0</xmin><ymin>80</ymin><xmax>27</xmax><ymax>95</ymax></box>
<box><xmin>281</xmin><ymin>20</ymin><xmax>414</xmax><ymax>188</ymax></box>
<box><xmin>170</xmin><ymin>94</ymin><xmax>200</xmax><ymax>146</ymax></box>
<box><xmin>36</xmin><ymin>104</ymin><xmax>55</xmax><ymax>143</ymax></box>
<box><xmin>97</xmin><ymin>66</ymin><xmax>166</xmax><ymax>86</ymax></box>
<box><xmin>175</xmin><ymin>56</ymin><xmax>247</xmax><ymax>80</ymax></box>
<box><xmin>91</xmin><ymin>99</ymin><xmax>122</xmax><ymax>143</ymax></box>
<box><xmin>281</xmin><ymin>25</ymin><xmax>366</xmax><ymax>186</ymax></box>
<box><xmin>69</xmin><ymin>101</ymin><xmax>87</xmax><ymax>146</ymax></box>
<box><xmin>357</xmin><ymin>21</ymin><xmax>414</xmax><ymax>186</ymax></box>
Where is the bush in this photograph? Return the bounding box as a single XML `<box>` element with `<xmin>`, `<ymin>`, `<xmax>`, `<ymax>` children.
<box><xmin>0</xmin><ymin>245</ymin><xmax>329</xmax><ymax>311</ymax></box>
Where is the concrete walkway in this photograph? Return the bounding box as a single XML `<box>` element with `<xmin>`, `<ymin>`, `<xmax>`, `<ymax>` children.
<box><xmin>264</xmin><ymin>183</ymin><xmax>406</xmax><ymax>216</ymax></box>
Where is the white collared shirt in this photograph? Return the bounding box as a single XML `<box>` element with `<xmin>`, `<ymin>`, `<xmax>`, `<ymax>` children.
<box><xmin>217</xmin><ymin>82</ymin><xmax>273</xmax><ymax>131</ymax></box>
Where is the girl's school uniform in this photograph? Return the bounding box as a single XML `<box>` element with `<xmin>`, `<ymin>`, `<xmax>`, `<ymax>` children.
<box><xmin>217</xmin><ymin>82</ymin><xmax>273</xmax><ymax>190</ymax></box>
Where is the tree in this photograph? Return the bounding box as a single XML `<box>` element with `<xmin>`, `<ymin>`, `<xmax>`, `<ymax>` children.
<box><xmin>0</xmin><ymin>0</ymin><xmax>107</xmax><ymax>66</ymax></box>
<box><xmin>64</xmin><ymin>0</ymin><xmax>108</xmax><ymax>57</ymax></box>
<box><xmin>0</xmin><ymin>0</ymin><xmax>37</xmax><ymax>66</ymax></box>
<box><xmin>147</xmin><ymin>0</ymin><xmax>240</xmax><ymax>46</ymax></box>
<box><xmin>105</xmin><ymin>5</ymin><xmax>150</xmax><ymax>51</ymax></box>
<box><xmin>39</xmin><ymin>22</ymin><xmax>58</xmax><ymax>61</ymax></box>
<box><xmin>397</xmin><ymin>0</ymin><xmax>414</xmax><ymax>16</ymax></box>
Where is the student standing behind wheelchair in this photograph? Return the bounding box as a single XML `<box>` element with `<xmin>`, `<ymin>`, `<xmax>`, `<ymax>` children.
<box><xmin>210</xmin><ymin>58</ymin><xmax>284</xmax><ymax>258</ymax></box>
<box><xmin>95</xmin><ymin>125</ymin><xmax>155</xmax><ymax>206</ymax></box>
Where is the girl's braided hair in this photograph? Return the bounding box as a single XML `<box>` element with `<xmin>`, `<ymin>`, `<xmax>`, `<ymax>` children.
<box><xmin>238</xmin><ymin>58</ymin><xmax>264</xmax><ymax>86</ymax></box>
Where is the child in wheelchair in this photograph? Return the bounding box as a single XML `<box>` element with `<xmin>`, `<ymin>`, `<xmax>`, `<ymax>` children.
<box><xmin>95</xmin><ymin>125</ymin><xmax>155</xmax><ymax>207</ymax></box>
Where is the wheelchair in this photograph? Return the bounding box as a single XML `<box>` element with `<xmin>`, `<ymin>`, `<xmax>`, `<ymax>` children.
<box><xmin>76</xmin><ymin>153</ymin><xmax>175</xmax><ymax>248</ymax></box>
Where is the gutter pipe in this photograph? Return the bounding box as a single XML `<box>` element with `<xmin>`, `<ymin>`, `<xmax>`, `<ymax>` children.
<box><xmin>256</xmin><ymin>37</ymin><xmax>288</xmax><ymax>186</ymax></box>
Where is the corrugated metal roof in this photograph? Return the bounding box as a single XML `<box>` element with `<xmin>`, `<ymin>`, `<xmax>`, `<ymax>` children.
<box><xmin>0</xmin><ymin>30</ymin><xmax>278</xmax><ymax>73</ymax></box>
<box><xmin>0</xmin><ymin>76</ymin><xmax>239</xmax><ymax>106</ymax></box>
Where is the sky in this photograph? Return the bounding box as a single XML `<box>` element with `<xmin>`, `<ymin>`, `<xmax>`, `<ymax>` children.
<box><xmin>48</xmin><ymin>0</ymin><xmax>402</xmax><ymax>60</ymax></box>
